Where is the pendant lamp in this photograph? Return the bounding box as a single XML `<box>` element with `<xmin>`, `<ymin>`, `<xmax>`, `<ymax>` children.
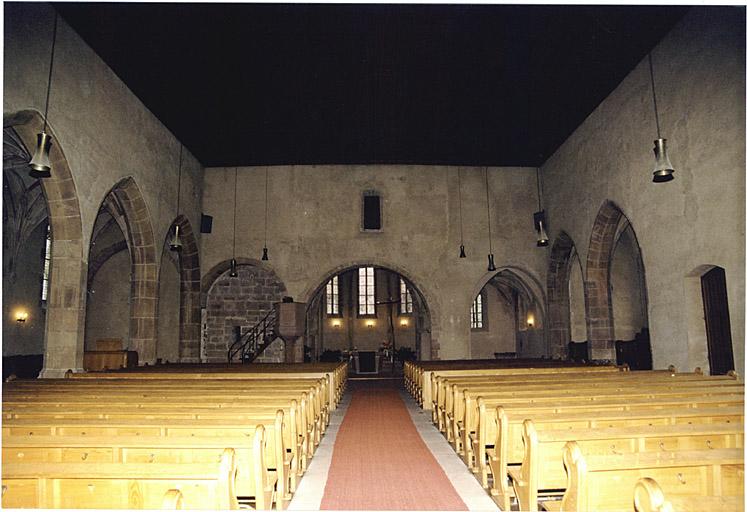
<box><xmin>648</xmin><ymin>53</ymin><xmax>675</xmax><ymax>183</ymax></box>
<box><xmin>484</xmin><ymin>168</ymin><xmax>496</xmax><ymax>272</ymax></box>
<box><xmin>457</xmin><ymin>168</ymin><xmax>466</xmax><ymax>258</ymax></box>
<box><xmin>261</xmin><ymin>169</ymin><xmax>269</xmax><ymax>261</ymax></box>
<box><xmin>230</xmin><ymin>168</ymin><xmax>238</xmax><ymax>277</ymax></box>
<box><xmin>533</xmin><ymin>167</ymin><xmax>549</xmax><ymax>247</ymax></box>
<box><xmin>29</xmin><ymin>11</ymin><xmax>59</xmax><ymax>178</ymax></box>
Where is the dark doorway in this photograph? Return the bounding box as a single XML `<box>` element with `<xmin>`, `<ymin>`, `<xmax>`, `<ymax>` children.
<box><xmin>701</xmin><ymin>266</ymin><xmax>734</xmax><ymax>375</ymax></box>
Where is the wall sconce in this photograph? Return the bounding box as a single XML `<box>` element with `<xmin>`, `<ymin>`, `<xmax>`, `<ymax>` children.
<box><xmin>15</xmin><ymin>310</ymin><xmax>28</xmax><ymax>323</ymax></box>
<box><xmin>400</xmin><ymin>318</ymin><xmax>409</xmax><ymax>327</ymax></box>
<box><xmin>365</xmin><ymin>320</ymin><xmax>375</xmax><ymax>329</ymax></box>
<box><xmin>526</xmin><ymin>313</ymin><xmax>535</xmax><ymax>328</ymax></box>
<box><xmin>331</xmin><ymin>319</ymin><xmax>342</xmax><ymax>329</ymax></box>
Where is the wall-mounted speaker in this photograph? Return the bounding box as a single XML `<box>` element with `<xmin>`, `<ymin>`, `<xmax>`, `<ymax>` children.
<box><xmin>200</xmin><ymin>214</ymin><xmax>213</xmax><ymax>233</ymax></box>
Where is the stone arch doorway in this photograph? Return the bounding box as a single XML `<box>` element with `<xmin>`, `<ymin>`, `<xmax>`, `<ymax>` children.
<box><xmin>470</xmin><ymin>266</ymin><xmax>548</xmax><ymax>359</ymax></box>
<box><xmin>547</xmin><ymin>232</ymin><xmax>587</xmax><ymax>359</ymax></box>
<box><xmin>201</xmin><ymin>259</ymin><xmax>287</xmax><ymax>363</ymax></box>
<box><xmin>156</xmin><ymin>215</ymin><xmax>201</xmax><ymax>363</ymax></box>
<box><xmin>85</xmin><ymin>176</ymin><xmax>158</xmax><ymax>364</ymax></box>
<box><xmin>304</xmin><ymin>264</ymin><xmax>434</xmax><ymax>363</ymax></box>
<box><xmin>586</xmin><ymin>201</ymin><xmax>650</xmax><ymax>365</ymax></box>
<box><xmin>4</xmin><ymin>110</ymin><xmax>85</xmax><ymax>377</ymax></box>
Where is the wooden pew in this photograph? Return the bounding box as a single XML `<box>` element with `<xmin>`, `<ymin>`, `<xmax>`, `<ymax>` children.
<box><xmin>544</xmin><ymin>441</ymin><xmax>743</xmax><ymax>512</ymax></box>
<box><xmin>420</xmin><ymin>364</ymin><xmax>622</xmax><ymax>410</ymax></box>
<box><xmin>510</xmin><ymin>420</ymin><xmax>744</xmax><ymax>511</ymax></box>
<box><xmin>480</xmin><ymin>404</ymin><xmax>744</xmax><ymax>509</ymax></box>
<box><xmin>69</xmin><ymin>363</ymin><xmax>347</xmax><ymax>412</ymax></box>
<box><xmin>3</xmin><ymin>408</ymin><xmax>296</xmax><ymax>504</ymax></box>
<box><xmin>3</xmin><ymin>427</ymin><xmax>277</xmax><ymax>509</ymax></box>
<box><xmin>632</xmin><ymin>476</ymin><xmax>744</xmax><ymax>512</ymax></box>
<box><xmin>2</xmin><ymin>447</ymin><xmax>241</xmax><ymax>510</ymax></box>
<box><xmin>452</xmin><ymin>374</ymin><xmax>740</xmax><ymax>456</ymax></box>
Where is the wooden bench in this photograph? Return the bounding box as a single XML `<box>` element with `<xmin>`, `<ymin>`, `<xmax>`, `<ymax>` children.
<box><xmin>3</xmin><ymin>426</ymin><xmax>277</xmax><ymax>509</ymax></box>
<box><xmin>480</xmin><ymin>404</ymin><xmax>744</xmax><ymax>509</ymax></box>
<box><xmin>2</xmin><ymin>447</ymin><xmax>240</xmax><ymax>510</ymax></box>
<box><xmin>546</xmin><ymin>441</ymin><xmax>743</xmax><ymax>512</ymax></box>
<box><xmin>632</xmin><ymin>476</ymin><xmax>744</xmax><ymax>512</ymax></box>
<box><xmin>509</xmin><ymin>420</ymin><xmax>744</xmax><ymax>511</ymax></box>
<box><xmin>4</xmin><ymin>407</ymin><xmax>299</xmax><ymax>503</ymax></box>
<box><xmin>452</xmin><ymin>375</ymin><xmax>741</xmax><ymax>456</ymax></box>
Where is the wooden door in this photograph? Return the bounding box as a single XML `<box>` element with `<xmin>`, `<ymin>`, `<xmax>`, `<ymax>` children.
<box><xmin>701</xmin><ymin>267</ymin><xmax>734</xmax><ymax>375</ymax></box>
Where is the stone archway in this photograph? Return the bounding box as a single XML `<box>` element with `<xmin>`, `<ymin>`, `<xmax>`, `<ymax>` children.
<box><xmin>201</xmin><ymin>259</ymin><xmax>288</xmax><ymax>363</ymax></box>
<box><xmin>88</xmin><ymin>177</ymin><xmax>158</xmax><ymax>364</ymax></box>
<box><xmin>470</xmin><ymin>266</ymin><xmax>548</xmax><ymax>359</ymax></box>
<box><xmin>5</xmin><ymin>110</ymin><xmax>86</xmax><ymax>377</ymax></box>
<box><xmin>585</xmin><ymin>200</ymin><xmax>648</xmax><ymax>362</ymax></box>
<box><xmin>172</xmin><ymin>215</ymin><xmax>201</xmax><ymax>362</ymax></box>
<box><xmin>302</xmin><ymin>260</ymin><xmax>439</xmax><ymax>360</ymax></box>
<box><xmin>547</xmin><ymin>231</ymin><xmax>578</xmax><ymax>358</ymax></box>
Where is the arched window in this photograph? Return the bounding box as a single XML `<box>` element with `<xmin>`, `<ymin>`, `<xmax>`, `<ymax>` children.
<box><xmin>326</xmin><ymin>275</ymin><xmax>340</xmax><ymax>316</ymax></box>
<box><xmin>470</xmin><ymin>293</ymin><xmax>484</xmax><ymax>329</ymax></box>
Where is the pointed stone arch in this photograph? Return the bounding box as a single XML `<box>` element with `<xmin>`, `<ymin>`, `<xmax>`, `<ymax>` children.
<box><xmin>90</xmin><ymin>176</ymin><xmax>158</xmax><ymax>364</ymax></box>
<box><xmin>171</xmin><ymin>215</ymin><xmax>201</xmax><ymax>362</ymax></box>
<box><xmin>585</xmin><ymin>200</ymin><xmax>648</xmax><ymax>361</ymax></box>
<box><xmin>470</xmin><ymin>265</ymin><xmax>548</xmax><ymax>359</ymax></box>
<box><xmin>547</xmin><ymin>231</ymin><xmax>579</xmax><ymax>358</ymax></box>
<box><xmin>4</xmin><ymin>110</ymin><xmax>86</xmax><ymax>377</ymax></box>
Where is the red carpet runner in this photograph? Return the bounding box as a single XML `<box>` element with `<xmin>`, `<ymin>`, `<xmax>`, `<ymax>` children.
<box><xmin>320</xmin><ymin>380</ymin><xmax>468</xmax><ymax>510</ymax></box>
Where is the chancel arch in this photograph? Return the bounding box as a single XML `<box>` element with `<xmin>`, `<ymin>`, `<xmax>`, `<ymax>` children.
<box><xmin>470</xmin><ymin>266</ymin><xmax>548</xmax><ymax>359</ymax></box>
<box><xmin>4</xmin><ymin>110</ymin><xmax>86</xmax><ymax>377</ymax></box>
<box><xmin>303</xmin><ymin>263</ymin><xmax>433</xmax><ymax>363</ymax></box>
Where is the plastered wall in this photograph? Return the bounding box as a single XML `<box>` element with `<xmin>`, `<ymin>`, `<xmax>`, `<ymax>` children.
<box><xmin>84</xmin><ymin>250</ymin><xmax>129</xmax><ymax>348</ymax></box>
<box><xmin>541</xmin><ymin>8</ymin><xmax>745</xmax><ymax>374</ymax></box>
<box><xmin>4</xmin><ymin>3</ymin><xmax>204</xmax><ymax>373</ymax></box>
<box><xmin>201</xmin><ymin>165</ymin><xmax>547</xmax><ymax>359</ymax></box>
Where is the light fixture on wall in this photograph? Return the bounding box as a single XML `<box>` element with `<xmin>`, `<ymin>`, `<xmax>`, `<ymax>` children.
<box><xmin>648</xmin><ymin>53</ymin><xmax>675</xmax><ymax>183</ymax></box>
<box><xmin>366</xmin><ymin>320</ymin><xmax>375</xmax><ymax>329</ymax></box>
<box><xmin>533</xmin><ymin>167</ymin><xmax>549</xmax><ymax>247</ymax></box>
<box><xmin>527</xmin><ymin>313</ymin><xmax>535</xmax><ymax>328</ymax></box>
<box><xmin>261</xmin><ymin>169</ymin><xmax>269</xmax><ymax>261</ymax></box>
<box><xmin>15</xmin><ymin>310</ymin><xmax>28</xmax><ymax>323</ymax></box>
<box><xmin>230</xmin><ymin>168</ymin><xmax>238</xmax><ymax>277</ymax></box>
<box><xmin>484</xmin><ymin>167</ymin><xmax>496</xmax><ymax>272</ymax></box>
<box><xmin>169</xmin><ymin>144</ymin><xmax>184</xmax><ymax>252</ymax></box>
<box><xmin>29</xmin><ymin>10</ymin><xmax>59</xmax><ymax>178</ymax></box>
<box><xmin>400</xmin><ymin>318</ymin><xmax>409</xmax><ymax>327</ymax></box>
<box><xmin>457</xmin><ymin>168</ymin><xmax>466</xmax><ymax>258</ymax></box>
<box><xmin>331</xmin><ymin>319</ymin><xmax>342</xmax><ymax>329</ymax></box>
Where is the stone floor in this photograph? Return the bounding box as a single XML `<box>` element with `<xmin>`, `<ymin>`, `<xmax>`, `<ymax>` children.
<box><xmin>288</xmin><ymin>379</ymin><xmax>499</xmax><ymax>511</ymax></box>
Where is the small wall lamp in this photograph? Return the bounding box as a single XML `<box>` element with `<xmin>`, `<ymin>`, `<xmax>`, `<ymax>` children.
<box><xmin>15</xmin><ymin>310</ymin><xmax>28</xmax><ymax>323</ymax></box>
<box><xmin>400</xmin><ymin>318</ymin><xmax>409</xmax><ymax>327</ymax></box>
<box><xmin>331</xmin><ymin>319</ymin><xmax>342</xmax><ymax>329</ymax></box>
<box><xmin>365</xmin><ymin>320</ymin><xmax>375</xmax><ymax>329</ymax></box>
<box><xmin>526</xmin><ymin>313</ymin><xmax>535</xmax><ymax>328</ymax></box>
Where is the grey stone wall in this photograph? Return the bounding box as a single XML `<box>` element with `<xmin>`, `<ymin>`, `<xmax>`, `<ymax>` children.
<box><xmin>541</xmin><ymin>8</ymin><xmax>745</xmax><ymax>374</ymax></box>
<box><xmin>204</xmin><ymin>264</ymin><xmax>287</xmax><ymax>362</ymax></box>
<box><xmin>4</xmin><ymin>4</ymin><xmax>204</xmax><ymax>373</ymax></box>
<box><xmin>201</xmin><ymin>165</ymin><xmax>548</xmax><ymax>360</ymax></box>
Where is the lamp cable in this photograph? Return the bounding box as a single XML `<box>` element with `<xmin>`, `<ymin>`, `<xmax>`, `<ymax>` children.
<box><xmin>42</xmin><ymin>11</ymin><xmax>59</xmax><ymax>134</ymax></box>
<box><xmin>648</xmin><ymin>53</ymin><xmax>662</xmax><ymax>139</ymax></box>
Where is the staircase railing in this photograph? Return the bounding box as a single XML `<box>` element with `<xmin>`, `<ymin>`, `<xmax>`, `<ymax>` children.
<box><xmin>227</xmin><ymin>307</ymin><xmax>277</xmax><ymax>363</ymax></box>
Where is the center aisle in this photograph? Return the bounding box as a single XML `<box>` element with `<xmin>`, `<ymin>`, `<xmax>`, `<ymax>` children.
<box><xmin>319</xmin><ymin>379</ymin><xmax>469</xmax><ymax>510</ymax></box>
